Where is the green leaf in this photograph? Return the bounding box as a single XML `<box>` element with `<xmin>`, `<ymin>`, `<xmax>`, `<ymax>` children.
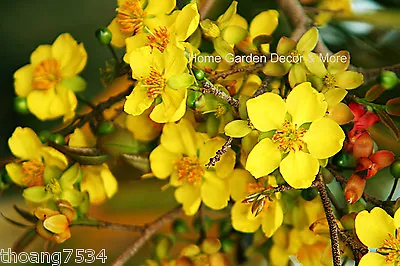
<box><xmin>376</xmin><ymin>109</ymin><xmax>400</xmax><ymax>140</ymax></box>
<box><xmin>386</xmin><ymin>97</ymin><xmax>400</xmax><ymax>116</ymax></box>
<box><xmin>49</xmin><ymin>143</ymin><xmax>110</xmax><ymax>165</ymax></box>
<box><xmin>365</xmin><ymin>84</ymin><xmax>385</xmax><ymax>102</ymax></box>
<box><xmin>122</xmin><ymin>153</ymin><xmax>150</xmax><ymax>173</ymax></box>
<box><xmin>14</xmin><ymin>205</ymin><xmax>38</xmax><ymax>224</ymax></box>
<box><xmin>1</xmin><ymin>213</ymin><xmax>30</xmax><ymax>228</ymax></box>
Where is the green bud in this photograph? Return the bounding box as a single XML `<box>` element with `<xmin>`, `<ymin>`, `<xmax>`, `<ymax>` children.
<box><xmin>332</xmin><ymin>152</ymin><xmax>356</xmax><ymax>168</ymax></box>
<box><xmin>193</xmin><ymin>69</ymin><xmax>205</xmax><ymax>81</ymax></box>
<box><xmin>14</xmin><ymin>97</ymin><xmax>30</xmax><ymax>114</ymax></box>
<box><xmin>301</xmin><ymin>187</ymin><xmax>318</xmax><ymax>201</ymax></box>
<box><xmin>201</xmin><ymin>238</ymin><xmax>221</xmax><ymax>254</ymax></box>
<box><xmin>200</xmin><ymin>19</ymin><xmax>220</xmax><ymax>38</ymax></box>
<box><xmin>187</xmin><ymin>90</ymin><xmax>203</xmax><ymax>109</ymax></box>
<box><xmin>49</xmin><ymin>133</ymin><xmax>66</xmax><ymax>145</ymax></box>
<box><xmin>390</xmin><ymin>160</ymin><xmax>400</xmax><ymax>178</ymax></box>
<box><xmin>96</xmin><ymin>121</ymin><xmax>116</xmax><ymax>136</ymax></box>
<box><xmin>38</xmin><ymin>130</ymin><xmax>52</xmax><ymax>143</ymax></box>
<box><xmin>218</xmin><ymin>219</ymin><xmax>231</xmax><ymax>236</ymax></box>
<box><xmin>95</xmin><ymin>28</ymin><xmax>112</xmax><ymax>45</ymax></box>
<box><xmin>172</xmin><ymin>218</ymin><xmax>189</xmax><ymax>234</ymax></box>
<box><xmin>155</xmin><ymin>236</ymin><xmax>173</xmax><ymax>260</ymax></box>
<box><xmin>380</xmin><ymin>71</ymin><xmax>399</xmax><ymax>90</ymax></box>
<box><xmin>221</xmin><ymin>238</ymin><xmax>234</xmax><ymax>253</ymax></box>
<box><xmin>206</xmin><ymin>115</ymin><xmax>220</xmax><ymax>138</ymax></box>
<box><xmin>154</xmin><ymin>95</ymin><xmax>163</xmax><ymax>105</ymax></box>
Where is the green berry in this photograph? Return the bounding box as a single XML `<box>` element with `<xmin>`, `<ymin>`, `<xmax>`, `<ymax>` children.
<box><xmin>391</xmin><ymin>160</ymin><xmax>400</xmax><ymax>178</ymax></box>
<box><xmin>332</xmin><ymin>152</ymin><xmax>356</xmax><ymax>168</ymax></box>
<box><xmin>14</xmin><ymin>97</ymin><xmax>30</xmax><ymax>114</ymax></box>
<box><xmin>301</xmin><ymin>187</ymin><xmax>318</xmax><ymax>201</ymax></box>
<box><xmin>172</xmin><ymin>218</ymin><xmax>189</xmax><ymax>234</ymax></box>
<box><xmin>221</xmin><ymin>238</ymin><xmax>234</xmax><ymax>253</ymax></box>
<box><xmin>38</xmin><ymin>130</ymin><xmax>52</xmax><ymax>143</ymax></box>
<box><xmin>96</xmin><ymin>121</ymin><xmax>116</xmax><ymax>136</ymax></box>
<box><xmin>380</xmin><ymin>71</ymin><xmax>399</xmax><ymax>90</ymax></box>
<box><xmin>49</xmin><ymin>133</ymin><xmax>66</xmax><ymax>145</ymax></box>
<box><xmin>194</xmin><ymin>69</ymin><xmax>205</xmax><ymax>80</ymax></box>
<box><xmin>95</xmin><ymin>28</ymin><xmax>112</xmax><ymax>45</ymax></box>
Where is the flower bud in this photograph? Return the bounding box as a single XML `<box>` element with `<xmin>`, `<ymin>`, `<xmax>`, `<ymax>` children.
<box><xmin>155</xmin><ymin>236</ymin><xmax>173</xmax><ymax>260</ymax></box>
<box><xmin>328</xmin><ymin>103</ymin><xmax>353</xmax><ymax>125</ymax></box>
<box><xmin>181</xmin><ymin>244</ymin><xmax>201</xmax><ymax>257</ymax></box>
<box><xmin>193</xmin><ymin>69</ymin><xmax>205</xmax><ymax>81</ymax></box>
<box><xmin>340</xmin><ymin>213</ymin><xmax>356</xmax><ymax>230</ymax></box>
<box><xmin>332</xmin><ymin>152</ymin><xmax>356</xmax><ymax>169</ymax></box>
<box><xmin>95</xmin><ymin>28</ymin><xmax>112</xmax><ymax>45</ymax></box>
<box><xmin>221</xmin><ymin>239</ymin><xmax>234</xmax><ymax>253</ymax></box>
<box><xmin>301</xmin><ymin>187</ymin><xmax>318</xmax><ymax>201</ymax></box>
<box><xmin>353</xmin><ymin>132</ymin><xmax>373</xmax><ymax>160</ymax></box>
<box><xmin>201</xmin><ymin>238</ymin><xmax>222</xmax><ymax>255</ymax></box>
<box><xmin>344</xmin><ymin>174</ymin><xmax>366</xmax><ymax>204</ymax></box>
<box><xmin>96</xmin><ymin>121</ymin><xmax>116</xmax><ymax>136</ymax></box>
<box><xmin>209</xmin><ymin>252</ymin><xmax>230</xmax><ymax>266</ymax></box>
<box><xmin>200</xmin><ymin>19</ymin><xmax>220</xmax><ymax>38</ymax></box>
<box><xmin>176</xmin><ymin>256</ymin><xmax>194</xmax><ymax>266</ymax></box>
<box><xmin>14</xmin><ymin>97</ymin><xmax>30</xmax><ymax>114</ymax></box>
<box><xmin>391</xmin><ymin>160</ymin><xmax>400</xmax><ymax>178</ymax></box>
<box><xmin>49</xmin><ymin>133</ymin><xmax>66</xmax><ymax>145</ymax></box>
<box><xmin>38</xmin><ymin>130</ymin><xmax>52</xmax><ymax>143</ymax></box>
<box><xmin>370</xmin><ymin>150</ymin><xmax>395</xmax><ymax>171</ymax></box>
<box><xmin>172</xmin><ymin>218</ymin><xmax>189</xmax><ymax>234</ymax></box>
<box><xmin>380</xmin><ymin>71</ymin><xmax>399</xmax><ymax>90</ymax></box>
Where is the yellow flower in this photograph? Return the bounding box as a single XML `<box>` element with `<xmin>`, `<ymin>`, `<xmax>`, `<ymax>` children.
<box><xmin>245</xmin><ymin>82</ymin><xmax>345</xmax><ymax>188</ymax></box>
<box><xmin>150</xmin><ymin>119</ymin><xmax>235</xmax><ymax>215</ymax></box>
<box><xmin>230</xmin><ymin>169</ymin><xmax>283</xmax><ymax>237</ymax></box>
<box><xmin>68</xmin><ymin>128</ymin><xmax>118</xmax><ymax>205</ymax></box>
<box><xmin>305</xmin><ymin>50</ymin><xmax>364</xmax><ymax>92</ymax></box>
<box><xmin>355</xmin><ymin>207</ymin><xmax>400</xmax><ymax>266</ymax></box>
<box><xmin>314</xmin><ymin>0</ymin><xmax>352</xmax><ymax>26</ymax></box>
<box><xmin>263</xmin><ymin>28</ymin><xmax>319</xmax><ymax>88</ymax></box>
<box><xmin>5</xmin><ymin>127</ymin><xmax>68</xmax><ymax>187</ymax></box>
<box><xmin>13</xmin><ymin>33</ymin><xmax>87</xmax><ymax>121</ymax></box>
<box><xmin>107</xmin><ymin>0</ymin><xmax>176</xmax><ymax>47</ymax></box>
<box><xmin>122</xmin><ymin>109</ymin><xmax>162</xmax><ymax>141</ymax></box>
<box><xmin>124</xmin><ymin>2</ymin><xmax>200</xmax><ymax>56</ymax></box>
<box><xmin>124</xmin><ymin>46</ymin><xmax>194</xmax><ymax>123</ymax></box>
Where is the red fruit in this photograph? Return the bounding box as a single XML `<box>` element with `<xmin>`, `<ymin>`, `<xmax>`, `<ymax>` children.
<box><xmin>353</xmin><ymin>132</ymin><xmax>373</xmax><ymax>160</ymax></box>
<box><xmin>345</xmin><ymin>174</ymin><xmax>366</xmax><ymax>204</ymax></box>
<box><xmin>370</xmin><ymin>150</ymin><xmax>395</xmax><ymax>171</ymax></box>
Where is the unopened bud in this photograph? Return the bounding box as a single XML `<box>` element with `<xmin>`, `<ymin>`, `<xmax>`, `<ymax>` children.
<box><xmin>201</xmin><ymin>238</ymin><xmax>222</xmax><ymax>255</ymax></box>
<box><xmin>200</xmin><ymin>20</ymin><xmax>220</xmax><ymax>38</ymax></box>
<box><xmin>209</xmin><ymin>252</ymin><xmax>230</xmax><ymax>266</ymax></box>
<box><xmin>340</xmin><ymin>213</ymin><xmax>357</xmax><ymax>230</ymax></box>
<box><xmin>353</xmin><ymin>132</ymin><xmax>373</xmax><ymax>160</ymax></box>
<box><xmin>345</xmin><ymin>174</ymin><xmax>366</xmax><ymax>204</ymax></box>
<box><xmin>176</xmin><ymin>256</ymin><xmax>194</xmax><ymax>266</ymax></box>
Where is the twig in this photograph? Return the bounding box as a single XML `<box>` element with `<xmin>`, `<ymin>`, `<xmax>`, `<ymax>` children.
<box><xmin>198</xmin><ymin>204</ymin><xmax>207</xmax><ymax>244</ymax></box>
<box><xmin>252</xmin><ymin>77</ymin><xmax>271</xmax><ymax>98</ymax></box>
<box><xmin>70</xmin><ymin>218</ymin><xmax>144</xmax><ymax>232</ymax></box>
<box><xmin>208</xmin><ymin>63</ymin><xmax>264</xmax><ymax>82</ymax></box>
<box><xmin>205</xmin><ymin>137</ymin><xmax>233</xmax><ymax>168</ymax></box>
<box><xmin>388</xmin><ymin>178</ymin><xmax>399</xmax><ymax>201</ymax></box>
<box><xmin>201</xmin><ymin>81</ymin><xmax>239</xmax><ymax>108</ymax></box>
<box><xmin>199</xmin><ymin>0</ymin><xmax>217</xmax><ymax>19</ymax></box>
<box><xmin>326</xmin><ymin>185</ymin><xmax>346</xmax><ymax>218</ymax></box>
<box><xmin>338</xmin><ymin>230</ymin><xmax>368</xmax><ymax>264</ymax></box>
<box><xmin>316</xmin><ymin>173</ymin><xmax>341</xmax><ymax>266</ymax></box>
<box><xmin>111</xmin><ymin>206</ymin><xmax>182</xmax><ymax>266</ymax></box>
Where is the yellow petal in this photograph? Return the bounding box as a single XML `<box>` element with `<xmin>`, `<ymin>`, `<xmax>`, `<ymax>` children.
<box><xmin>296</xmin><ymin>27</ymin><xmax>318</xmax><ymax>53</ymax></box>
<box><xmin>230</xmin><ymin>14</ymin><xmax>248</xmax><ymax>29</ymax></box>
<box><xmin>280</xmin><ymin>151</ymin><xmax>319</xmax><ymax>188</ymax></box>
<box><xmin>304</xmin><ymin>52</ymin><xmax>327</xmax><ymax>77</ymax></box>
<box><xmin>217</xmin><ymin>1</ymin><xmax>237</xmax><ymax>29</ymax></box>
<box><xmin>224</xmin><ymin>120</ymin><xmax>252</xmax><ymax>138</ymax></box>
<box><xmin>263</xmin><ymin>61</ymin><xmax>290</xmax><ymax>76</ymax></box>
<box><xmin>355</xmin><ymin>207</ymin><xmax>395</xmax><ymax>248</ymax></box>
<box><xmin>230</xmin><ymin>169</ymin><xmax>254</xmax><ymax>202</ymax></box>
<box><xmin>69</xmin><ymin>128</ymin><xmax>90</xmax><ymax>147</ymax></box>
<box><xmin>27</xmin><ymin>89</ymin><xmax>60</xmax><ymax>120</ymax></box>
<box><xmin>201</xmin><ymin>171</ymin><xmax>230</xmax><ymax>210</ymax></box>
<box><xmin>51</xmin><ymin>33</ymin><xmax>87</xmax><ymax>78</ymax></box>
<box><xmin>145</xmin><ymin>0</ymin><xmax>175</xmax><ymax>15</ymax></box>
<box><xmin>175</xmin><ymin>184</ymin><xmax>201</xmax><ymax>216</ymax></box>
<box><xmin>100</xmin><ymin>164</ymin><xmax>118</xmax><ymax>199</ymax></box>
<box><xmin>288</xmin><ymin>63</ymin><xmax>307</xmax><ymax>88</ymax></box>
<box><xmin>175</xmin><ymin>2</ymin><xmax>200</xmax><ymax>41</ymax></box>
<box><xmin>394</xmin><ymin>208</ymin><xmax>400</xmax><ymax>228</ymax></box>
<box><xmin>261</xmin><ymin>201</ymin><xmax>283</xmax><ymax>237</ymax></box>
<box><xmin>214</xmin><ymin>37</ymin><xmax>234</xmax><ymax>61</ymax></box>
<box><xmin>231</xmin><ymin>202</ymin><xmax>261</xmax><ymax>233</ymax></box>
<box><xmin>335</xmin><ymin>71</ymin><xmax>364</xmax><ymax>90</ymax></box>
<box><xmin>14</xmin><ymin>64</ymin><xmax>34</xmax><ymax>97</ymax></box>
<box><xmin>124</xmin><ymin>85</ymin><xmax>154</xmax><ymax>116</ymax></box>
<box><xmin>150</xmin><ymin>145</ymin><xmax>180</xmax><ymax>179</ymax></box>
<box><xmin>107</xmin><ymin>18</ymin><xmax>131</xmax><ymax>48</ymax></box>
<box><xmin>161</xmin><ymin>119</ymin><xmax>201</xmax><ymax>157</ymax></box>
<box><xmin>40</xmin><ymin>147</ymin><xmax>68</xmax><ymax>170</ymax></box>
<box><xmin>304</xmin><ymin>117</ymin><xmax>345</xmax><ymax>159</ymax></box>
<box><xmin>30</xmin><ymin>45</ymin><xmax>52</xmax><ymax>67</ymax></box>
<box><xmin>80</xmin><ymin>170</ymin><xmax>107</xmax><ymax>205</ymax></box>
<box><xmin>359</xmin><ymin>252</ymin><xmax>388</xmax><ymax>266</ymax></box>
<box><xmin>23</xmin><ymin>186</ymin><xmax>51</xmax><ymax>203</ymax></box>
<box><xmin>324</xmin><ymin>88</ymin><xmax>347</xmax><ymax>107</ymax></box>
<box><xmin>128</xmin><ymin>46</ymin><xmax>158</xmax><ymax>79</ymax></box>
<box><xmin>249</xmin><ymin>10</ymin><xmax>279</xmax><ymax>38</ymax></box>
<box><xmin>60</xmin><ymin>189</ymin><xmax>83</xmax><ymax>207</ymax></box>
<box><xmin>286</xmin><ymin>82</ymin><xmax>327</xmax><ymax>126</ymax></box>
<box><xmin>8</xmin><ymin>127</ymin><xmax>42</xmax><ymax>160</ymax></box>
<box><xmin>199</xmin><ymin>138</ymin><xmax>235</xmax><ymax>178</ymax></box>
<box><xmin>327</xmin><ymin>50</ymin><xmax>350</xmax><ymax>74</ymax></box>
<box><xmin>246</xmin><ymin>93</ymin><xmax>286</xmax><ymax>132</ymax></box>
<box><xmin>164</xmin><ymin>47</ymin><xmax>188</xmax><ymax>79</ymax></box>
<box><xmin>328</xmin><ymin>102</ymin><xmax>354</xmax><ymax>125</ymax></box>
<box><xmin>5</xmin><ymin>163</ymin><xmax>25</xmax><ymax>186</ymax></box>
<box><xmin>246</xmin><ymin>138</ymin><xmax>281</xmax><ymax>178</ymax></box>
<box><xmin>221</xmin><ymin>25</ymin><xmax>248</xmax><ymax>45</ymax></box>
<box><xmin>43</xmin><ymin>214</ymin><xmax>69</xmax><ymax>234</ymax></box>
<box><xmin>277</xmin><ymin>37</ymin><xmax>296</xmax><ymax>55</ymax></box>
<box><xmin>124</xmin><ymin>33</ymin><xmax>149</xmax><ymax>62</ymax></box>
<box><xmin>150</xmin><ymin>87</ymin><xmax>187</xmax><ymax>123</ymax></box>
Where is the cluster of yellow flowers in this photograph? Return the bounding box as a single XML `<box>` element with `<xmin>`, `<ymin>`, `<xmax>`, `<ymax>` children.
<box><xmin>6</xmin><ymin>0</ymin><xmax>400</xmax><ymax>265</ymax></box>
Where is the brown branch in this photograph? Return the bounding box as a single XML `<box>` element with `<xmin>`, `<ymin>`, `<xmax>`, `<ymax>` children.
<box><xmin>199</xmin><ymin>0</ymin><xmax>217</xmax><ymax>19</ymax></box>
<box><xmin>208</xmin><ymin>63</ymin><xmax>264</xmax><ymax>82</ymax></box>
<box><xmin>71</xmin><ymin>218</ymin><xmax>144</xmax><ymax>232</ymax></box>
<box><xmin>338</xmin><ymin>230</ymin><xmax>368</xmax><ymax>264</ymax></box>
<box><xmin>201</xmin><ymin>81</ymin><xmax>239</xmax><ymax>108</ymax></box>
<box><xmin>111</xmin><ymin>206</ymin><xmax>182</xmax><ymax>266</ymax></box>
<box><xmin>316</xmin><ymin>173</ymin><xmax>341</xmax><ymax>266</ymax></box>
<box><xmin>205</xmin><ymin>137</ymin><xmax>233</xmax><ymax>168</ymax></box>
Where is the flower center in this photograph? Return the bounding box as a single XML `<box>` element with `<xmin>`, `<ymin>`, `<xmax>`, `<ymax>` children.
<box><xmin>32</xmin><ymin>59</ymin><xmax>61</xmax><ymax>90</ymax></box>
<box><xmin>377</xmin><ymin>229</ymin><xmax>400</xmax><ymax>264</ymax></box>
<box><xmin>272</xmin><ymin>120</ymin><xmax>306</xmax><ymax>153</ymax></box>
<box><xmin>45</xmin><ymin>178</ymin><xmax>62</xmax><ymax>195</ymax></box>
<box><xmin>323</xmin><ymin>73</ymin><xmax>336</xmax><ymax>90</ymax></box>
<box><xmin>146</xmin><ymin>26</ymin><xmax>170</xmax><ymax>52</ymax></box>
<box><xmin>116</xmin><ymin>0</ymin><xmax>145</xmax><ymax>35</ymax></box>
<box><xmin>175</xmin><ymin>157</ymin><xmax>204</xmax><ymax>185</ymax></box>
<box><xmin>143</xmin><ymin>66</ymin><xmax>166</xmax><ymax>99</ymax></box>
<box><xmin>22</xmin><ymin>160</ymin><xmax>45</xmax><ymax>187</ymax></box>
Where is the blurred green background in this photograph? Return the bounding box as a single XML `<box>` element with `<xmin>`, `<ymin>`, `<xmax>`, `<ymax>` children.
<box><xmin>1</xmin><ymin>0</ymin><xmax>400</xmax><ymax>265</ymax></box>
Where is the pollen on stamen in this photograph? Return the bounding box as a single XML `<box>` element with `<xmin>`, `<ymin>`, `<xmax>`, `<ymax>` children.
<box><xmin>272</xmin><ymin>120</ymin><xmax>307</xmax><ymax>153</ymax></box>
<box><xmin>175</xmin><ymin>157</ymin><xmax>204</xmax><ymax>185</ymax></box>
<box><xmin>377</xmin><ymin>230</ymin><xmax>400</xmax><ymax>264</ymax></box>
<box><xmin>323</xmin><ymin>73</ymin><xmax>337</xmax><ymax>90</ymax></box>
<box><xmin>143</xmin><ymin>67</ymin><xmax>166</xmax><ymax>99</ymax></box>
<box><xmin>146</xmin><ymin>26</ymin><xmax>170</xmax><ymax>53</ymax></box>
<box><xmin>22</xmin><ymin>160</ymin><xmax>45</xmax><ymax>187</ymax></box>
<box><xmin>32</xmin><ymin>59</ymin><xmax>61</xmax><ymax>90</ymax></box>
<box><xmin>116</xmin><ymin>0</ymin><xmax>145</xmax><ymax>35</ymax></box>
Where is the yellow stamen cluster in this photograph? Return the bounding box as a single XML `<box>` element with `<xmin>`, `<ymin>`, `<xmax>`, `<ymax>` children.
<box><xmin>175</xmin><ymin>157</ymin><xmax>204</xmax><ymax>185</ymax></box>
<box><xmin>22</xmin><ymin>160</ymin><xmax>45</xmax><ymax>187</ymax></box>
<box><xmin>272</xmin><ymin>120</ymin><xmax>306</xmax><ymax>153</ymax></box>
<box><xmin>143</xmin><ymin>67</ymin><xmax>166</xmax><ymax>99</ymax></box>
<box><xmin>323</xmin><ymin>73</ymin><xmax>336</xmax><ymax>90</ymax></box>
<box><xmin>116</xmin><ymin>0</ymin><xmax>145</xmax><ymax>35</ymax></box>
<box><xmin>45</xmin><ymin>178</ymin><xmax>62</xmax><ymax>195</ymax></box>
<box><xmin>32</xmin><ymin>59</ymin><xmax>61</xmax><ymax>90</ymax></box>
<box><xmin>215</xmin><ymin>104</ymin><xmax>227</xmax><ymax>118</ymax></box>
<box><xmin>377</xmin><ymin>229</ymin><xmax>400</xmax><ymax>264</ymax></box>
<box><xmin>147</xmin><ymin>26</ymin><xmax>170</xmax><ymax>52</ymax></box>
